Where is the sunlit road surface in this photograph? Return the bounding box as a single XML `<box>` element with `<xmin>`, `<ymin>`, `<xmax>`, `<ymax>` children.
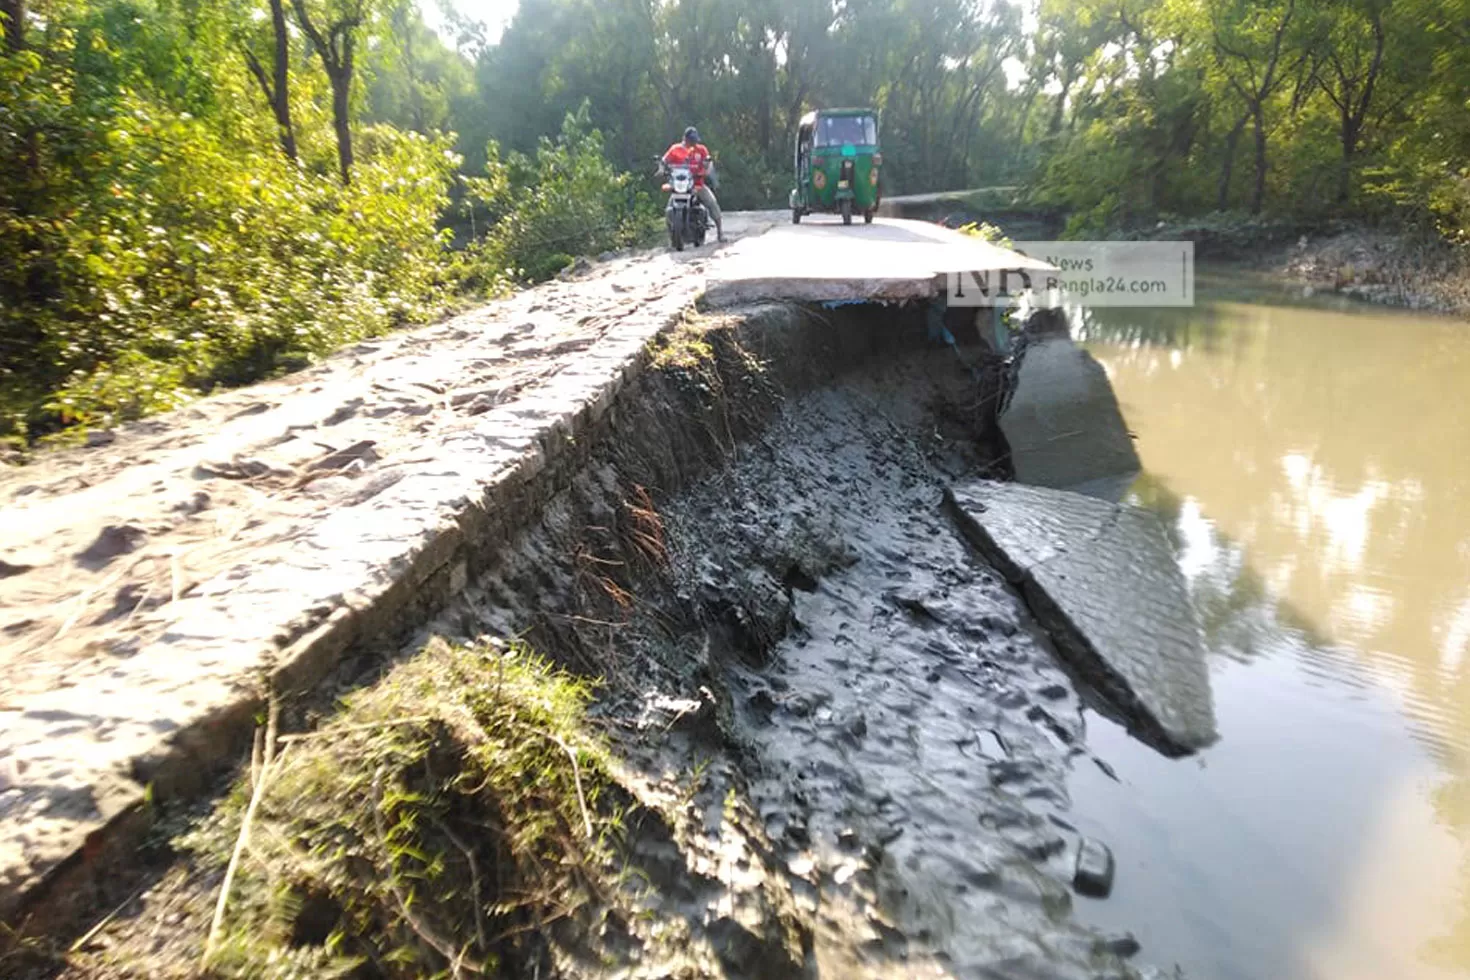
<box><xmin>708</xmin><ymin>211</ymin><xmax>1056</xmax><ymax>306</ymax></box>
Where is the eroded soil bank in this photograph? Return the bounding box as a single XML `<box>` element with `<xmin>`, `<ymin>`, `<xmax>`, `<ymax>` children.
<box><xmin>17</xmin><ymin>302</ymin><xmax>1163</xmax><ymax>980</ymax></box>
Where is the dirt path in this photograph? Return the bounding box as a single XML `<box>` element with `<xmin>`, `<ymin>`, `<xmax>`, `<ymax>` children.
<box><xmin>1</xmin><ymin>251</ymin><xmax>698</xmax><ymax>699</ymax></box>
<box><xmin>0</xmin><ymin>220</ymin><xmax>801</xmax><ymax>925</ymax></box>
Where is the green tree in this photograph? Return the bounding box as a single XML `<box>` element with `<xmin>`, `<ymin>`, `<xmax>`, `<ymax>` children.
<box><xmin>240</xmin><ymin>0</ymin><xmax>299</xmax><ymax>160</ymax></box>
<box><xmin>290</xmin><ymin>0</ymin><xmax>377</xmax><ymax>183</ymax></box>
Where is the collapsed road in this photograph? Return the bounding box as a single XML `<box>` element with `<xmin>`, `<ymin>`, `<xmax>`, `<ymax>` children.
<box><xmin>0</xmin><ymin>213</ymin><xmax>1209</xmax><ymax>979</ymax></box>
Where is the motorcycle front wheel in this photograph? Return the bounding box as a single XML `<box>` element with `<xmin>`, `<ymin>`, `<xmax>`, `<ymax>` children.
<box><xmin>669</xmin><ymin>223</ymin><xmax>684</xmax><ymax>251</ymax></box>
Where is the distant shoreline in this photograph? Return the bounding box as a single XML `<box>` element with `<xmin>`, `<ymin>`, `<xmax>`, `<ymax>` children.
<box><xmin>1135</xmin><ymin>217</ymin><xmax>1470</xmax><ymax>318</ymax></box>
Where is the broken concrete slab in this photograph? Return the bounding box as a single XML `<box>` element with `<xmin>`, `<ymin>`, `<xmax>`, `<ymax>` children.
<box><xmin>946</xmin><ymin>480</ymin><xmax>1216</xmax><ymax>757</ymax></box>
<box><xmin>702</xmin><ymin>215</ymin><xmax>1057</xmax><ymax>308</ymax></box>
<box><xmin>1000</xmin><ymin>337</ymin><xmax>1140</xmax><ymax>501</ymax></box>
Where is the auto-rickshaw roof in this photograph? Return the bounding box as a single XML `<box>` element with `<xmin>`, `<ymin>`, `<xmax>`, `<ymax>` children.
<box><xmin>799</xmin><ymin>107</ymin><xmax>878</xmax><ymax>128</ymax></box>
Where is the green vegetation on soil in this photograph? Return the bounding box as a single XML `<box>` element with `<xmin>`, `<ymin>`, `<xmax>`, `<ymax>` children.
<box><xmin>180</xmin><ymin>637</ymin><xmax>621</xmax><ymax>979</ymax></box>
<box><xmin>5</xmin><ymin>0</ymin><xmax>1470</xmax><ymax>437</ymax></box>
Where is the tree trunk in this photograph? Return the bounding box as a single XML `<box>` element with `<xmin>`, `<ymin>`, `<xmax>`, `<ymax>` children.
<box><xmin>266</xmin><ymin>0</ymin><xmax>297</xmax><ymax>160</ymax></box>
<box><xmin>1048</xmin><ymin>71</ymin><xmax>1075</xmax><ymax>136</ymax></box>
<box><xmin>1251</xmin><ymin>104</ymin><xmax>1267</xmax><ymax>213</ymax></box>
<box><xmin>290</xmin><ymin>0</ymin><xmax>359</xmax><ymax>185</ymax></box>
<box><xmin>1</xmin><ymin>0</ymin><xmax>23</xmax><ymax>52</ymax></box>
<box><xmin>1217</xmin><ymin>113</ymin><xmax>1248</xmax><ymax>210</ymax></box>
<box><xmin>330</xmin><ymin>59</ymin><xmax>354</xmax><ymax>185</ymax></box>
<box><xmin>1338</xmin><ymin>118</ymin><xmax>1357</xmax><ymax>204</ymax></box>
<box><xmin>1014</xmin><ymin>83</ymin><xmax>1040</xmax><ymax>146</ymax></box>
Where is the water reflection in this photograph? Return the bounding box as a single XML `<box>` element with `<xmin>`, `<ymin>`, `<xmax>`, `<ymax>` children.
<box><xmin>1069</xmin><ymin>285</ymin><xmax>1470</xmax><ymax>980</ymax></box>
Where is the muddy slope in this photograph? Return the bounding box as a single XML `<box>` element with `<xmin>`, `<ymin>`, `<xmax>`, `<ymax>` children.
<box><xmin>658</xmin><ymin>355</ymin><xmax>1161</xmax><ymax>979</ymax></box>
<box><xmin>33</xmin><ymin>304</ymin><xmax>1162</xmax><ymax>980</ymax></box>
<box><xmin>452</xmin><ymin>321</ymin><xmax>1160</xmax><ymax>977</ymax></box>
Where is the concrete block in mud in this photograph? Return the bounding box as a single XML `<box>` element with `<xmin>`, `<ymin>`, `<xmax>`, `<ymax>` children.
<box><xmin>1000</xmin><ymin>337</ymin><xmax>1140</xmax><ymax>501</ymax></box>
<box><xmin>1073</xmin><ymin>837</ymin><xmax>1116</xmax><ymax>898</ymax></box>
<box><xmin>946</xmin><ymin>480</ymin><xmax>1217</xmax><ymax>757</ymax></box>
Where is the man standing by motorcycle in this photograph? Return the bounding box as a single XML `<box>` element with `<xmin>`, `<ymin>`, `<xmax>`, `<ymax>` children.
<box><xmin>662</xmin><ymin>126</ymin><xmax>724</xmax><ymax>242</ymax></box>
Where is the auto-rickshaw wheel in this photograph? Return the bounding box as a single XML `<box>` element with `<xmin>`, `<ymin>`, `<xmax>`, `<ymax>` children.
<box><xmin>863</xmin><ymin>209</ymin><xmax>874</xmax><ymax>224</ymax></box>
<box><xmin>840</xmin><ymin>199</ymin><xmax>852</xmax><ymax>225</ymax></box>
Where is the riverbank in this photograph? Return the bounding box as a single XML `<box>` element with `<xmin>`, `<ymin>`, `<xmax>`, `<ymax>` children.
<box><xmin>7</xmin><ymin>302</ymin><xmax>1170</xmax><ymax>980</ymax></box>
<box><xmin>2</xmin><ymin>216</ymin><xmax>1187</xmax><ymax>979</ymax></box>
<box><xmin>1139</xmin><ymin>214</ymin><xmax>1470</xmax><ymax>316</ymax></box>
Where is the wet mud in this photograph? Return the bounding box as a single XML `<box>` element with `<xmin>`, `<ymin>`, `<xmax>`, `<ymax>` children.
<box><xmin>654</xmin><ymin>352</ymin><xmax>1168</xmax><ymax>978</ymax></box>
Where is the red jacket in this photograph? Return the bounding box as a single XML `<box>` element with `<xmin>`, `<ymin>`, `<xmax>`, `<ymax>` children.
<box><xmin>663</xmin><ymin>142</ymin><xmax>712</xmax><ymax>186</ymax></box>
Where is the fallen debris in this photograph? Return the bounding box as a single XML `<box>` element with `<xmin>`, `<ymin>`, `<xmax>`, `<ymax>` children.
<box><xmin>947</xmin><ymin>479</ymin><xmax>1217</xmax><ymax>756</ymax></box>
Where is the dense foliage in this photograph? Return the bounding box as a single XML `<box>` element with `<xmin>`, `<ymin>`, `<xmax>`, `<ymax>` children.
<box><xmin>0</xmin><ymin>0</ymin><xmax>650</xmax><ymax>440</ymax></box>
<box><xmin>5</xmin><ymin>0</ymin><xmax>1470</xmax><ymax>438</ymax></box>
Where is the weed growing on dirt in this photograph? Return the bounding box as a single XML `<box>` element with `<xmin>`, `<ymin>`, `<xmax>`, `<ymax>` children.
<box><xmin>179</xmin><ymin>637</ymin><xmax>622</xmax><ymax>979</ymax></box>
<box><xmin>649</xmin><ymin>324</ymin><xmax>716</xmax><ymax>372</ymax></box>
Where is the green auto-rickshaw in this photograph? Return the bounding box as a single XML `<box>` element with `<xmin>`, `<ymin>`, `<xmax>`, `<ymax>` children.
<box><xmin>789</xmin><ymin>108</ymin><xmax>882</xmax><ymax>226</ymax></box>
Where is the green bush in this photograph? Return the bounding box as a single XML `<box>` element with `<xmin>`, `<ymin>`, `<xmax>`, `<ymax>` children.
<box><xmin>0</xmin><ymin>16</ymin><xmax>462</xmax><ymax>440</ymax></box>
<box><xmin>464</xmin><ymin>106</ymin><xmax>661</xmax><ymax>284</ymax></box>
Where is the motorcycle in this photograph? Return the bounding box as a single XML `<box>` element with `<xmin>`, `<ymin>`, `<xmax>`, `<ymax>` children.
<box><xmin>656</xmin><ymin>159</ymin><xmax>709</xmax><ymax>251</ymax></box>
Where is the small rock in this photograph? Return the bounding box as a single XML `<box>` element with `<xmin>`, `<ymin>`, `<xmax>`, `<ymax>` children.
<box><xmin>844</xmin><ymin>713</ymin><xmax>868</xmax><ymax>740</ymax></box>
<box><xmin>785</xmin><ymin>695</ymin><xmax>813</xmax><ymax>718</ymax></box>
<box><xmin>1037</xmin><ymin>683</ymin><xmax>1069</xmax><ymax>701</ymax></box>
<box><xmin>995</xmin><ymin>688</ymin><xmax>1028</xmax><ymax>709</ymax></box>
<box><xmin>1099</xmin><ymin>933</ymin><xmax>1141</xmax><ymax>959</ymax></box>
<box><xmin>322</xmin><ymin>399</ymin><xmax>362</xmax><ymax>426</ymax></box>
<box><xmin>1073</xmin><ymin>837</ymin><xmax>1115</xmax><ymax>897</ymax></box>
<box><xmin>0</xmin><ymin>550</ymin><xmax>46</xmax><ymax>578</ymax></box>
<box><xmin>886</xmin><ymin>588</ymin><xmax>943</xmax><ymax>623</ymax></box>
<box><xmin>306</xmin><ymin>440</ymin><xmax>379</xmax><ymax>473</ymax></box>
<box><xmin>76</xmin><ymin>524</ymin><xmax>147</xmax><ymax>569</ymax></box>
<box><xmin>837</xmin><ymin>827</ymin><xmax>859</xmax><ymax>850</ymax></box>
<box><xmin>876</xmin><ymin>824</ymin><xmax>904</xmax><ymax>846</ymax></box>
<box><xmin>193</xmin><ymin>457</ymin><xmax>290</xmax><ymax>480</ymax></box>
<box><xmin>746</xmin><ymin>688</ymin><xmax>778</xmax><ymax>719</ymax></box>
<box><xmin>228</xmin><ymin>402</ymin><xmax>271</xmax><ymax>419</ymax></box>
<box><xmin>85</xmin><ymin>429</ymin><xmax>116</xmax><ymax>448</ymax></box>
<box><xmin>173</xmin><ymin>491</ymin><xmax>211</xmax><ymax>515</ymax></box>
<box><xmin>1016</xmin><ymin>832</ymin><xmax>1067</xmax><ymax>862</ymax></box>
<box><xmin>987</xmin><ymin>760</ymin><xmax>1035</xmax><ymax>786</ymax></box>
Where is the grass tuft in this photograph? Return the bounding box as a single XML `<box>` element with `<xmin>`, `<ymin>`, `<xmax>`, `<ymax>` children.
<box><xmin>649</xmin><ymin>320</ymin><xmax>716</xmax><ymax>372</ymax></box>
<box><xmin>181</xmin><ymin>637</ymin><xmax>620</xmax><ymax>979</ymax></box>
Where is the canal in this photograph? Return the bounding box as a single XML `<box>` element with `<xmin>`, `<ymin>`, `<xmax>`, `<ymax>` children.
<box><xmin>1069</xmin><ymin>273</ymin><xmax>1470</xmax><ymax>980</ymax></box>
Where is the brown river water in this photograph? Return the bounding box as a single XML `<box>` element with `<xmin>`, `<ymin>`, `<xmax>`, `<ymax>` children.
<box><xmin>1069</xmin><ymin>273</ymin><xmax>1470</xmax><ymax>980</ymax></box>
